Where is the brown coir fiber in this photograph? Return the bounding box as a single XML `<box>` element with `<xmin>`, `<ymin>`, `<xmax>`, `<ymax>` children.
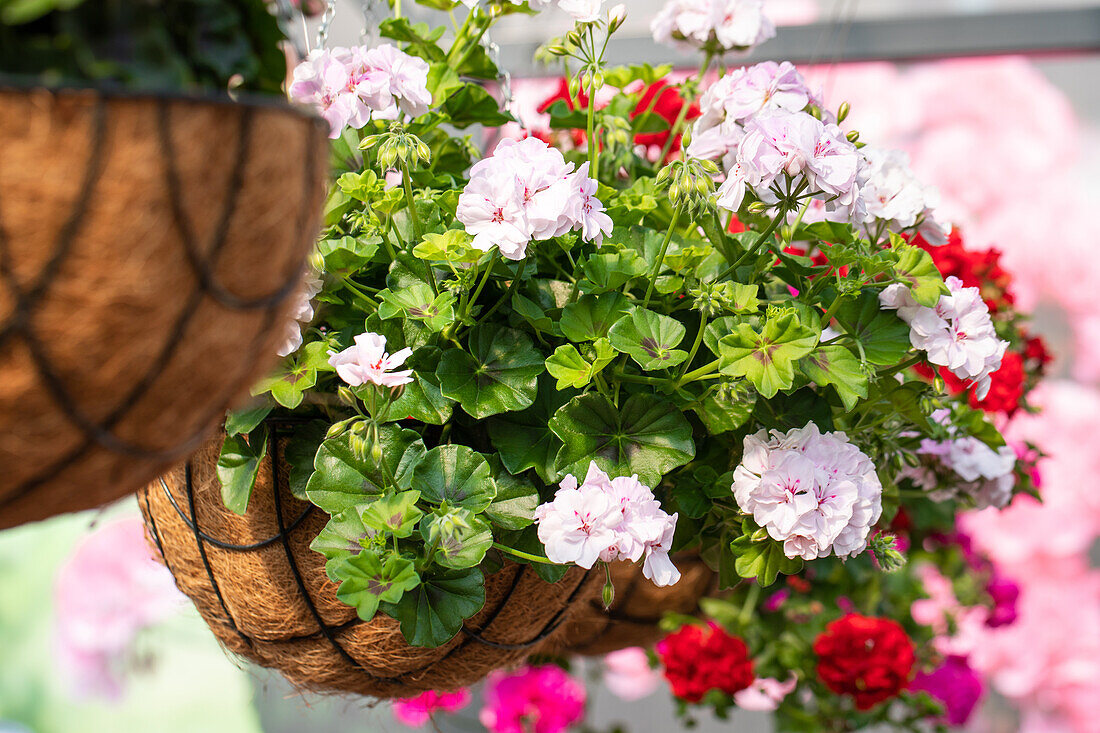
<box><xmin>139</xmin><ymin>436</ymin><xmax>603</xmax><ymax>698</ymax></box>
<box><xmin>544</xmin><ymin>554</ymin><xmax>717</xmax><ymax>657</ymax></box>
<box><xmin>0</xmin><ymin>87</ymin><xmax>327</xmax><ymax>529</ymax></box>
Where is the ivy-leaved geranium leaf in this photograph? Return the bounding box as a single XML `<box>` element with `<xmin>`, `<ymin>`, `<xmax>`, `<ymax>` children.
<box><xmin>413</xmin><ymin>229</ymin><xmax>480</xmax><ymax>264</ymax></box>
<box><xmin>483</xmin><ymin>456</ymin><xmax>538</xmax><ymax>530</ymax></box>
<box><xmin>543</xmin><ymin>99</ymin><xmax>589</xmax><ymax>130</ymax></box>
<box><xmin>378</xmin><ymin>283</ymin><xmax>456</xmax><ymax>332</ymax></box>
<box><xmin>251</xmin><ymin>341</ymin><xmax>328</xmax><ymax>409</ymax></box>
<box><xmin>693</xmin><ymin>382</ymin><xmax>757</xmax><ymax>435</ymax></box>
<box><xmin>580</xmin><ymin>250</ymin><xmax>647</xmax><ymax>294</ymax></box>
<box><xmin>224</xmin><ymin>403</ymin><xmax>271</xmax><ymax>437</ymax></box>
<box><xmin>380</xmin><ymin>567</ymin><xmax>486</xmax><ymax>648</ymax></box>
<box><xmin>549</xmin><ymin>393</ymin><xmax>695</xmax><ymax>487</ymax></box>
<box><xmin>486</xmin><ymin>375</ymin><xmax>570</xmax><ymax>483</ymax></box>
<box><xmin>892</xmin><ymin>243</ymin><xmax>947</xmax><ymax>307</ymax></box>
<box><xmin>411</xmin><ymin>444</ymin><xmax>497</xmax><ymax>512</ymax></box>
<box><xmin>545</xmin><ymin>339</ymin><xmax>616</xmax><ymax>390</ymax></box>
<box><xmin>285</xmin><ymin>420</ymin><xmax>328</xmax><ymax>500</ymax></box>
<box><xmin>437</xmin><ymin>326</ymin><xmax>544</xmax><ymax>419</ymax></box>
<box><xmin>730</xmin><ymin>531</ymin><xmax>803</xmax><ymax>587</ymax></box>
<box><xmin>560</xmin><ymin>292</ymin><xmax>630</xmax><ymax>342</ymax></box>
<box><xmin>421</xmin><ymin>509</ymin><xmax>493</xmax><ymax>569</ymax></box>
<box><xmin>306</xmin><ymin>427</ymin><xmax>424</xmax><ymax>515</ymax></box>
<box><xmin>608</xmin><ymin>308</ymin><xmax>688</xmax><ymax>371</ymax></box>
<box><xmin>317</xmin><ymin>234</ymin><xmax>380</xmax><ymax>272</ymax></box>
<box><xmin>718</xmin><ymin>312</ymin><xmax>819</xmax><ymax>398</ymax></box>
<box><xmin>360</xmin><ymin>490</ymin><xmax>424</xmax><ymax>539</ymax></box>
<box><xmin>441</xmin><ymin>83</ymin><xmax>512</xmax><ymax>128</ymax></box>
<box><xmin>311</xmin><ymin>509</ymin><xmax>376</xmax><ymax>566</ymax></box>
<box><xmin>834</xmin><ymin>292</ymin><xmax>912</xmax><ymax>366</ymax></box>
<box><xmin>800</xmin><ymin>344</ymin><xmax>869</xmax><ymax>411</ymax></box>
<box><xmin>702</xmin><ymin>315</ymin><xmax>739</xmax><ymax>358</ymax></box>
<box><xmin>329</xmin><ymin>551</ymin><xmax>421</xmax><ymax>621</ymax></box>
<box><xmin>216</xmin><ymin>429</ymin><xmax>268</xmax><ymax>515</ymax></box>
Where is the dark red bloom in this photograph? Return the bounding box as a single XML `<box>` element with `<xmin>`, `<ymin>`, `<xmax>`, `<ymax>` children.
<box><xmin>1024</xmin><ymin>334</ymin><xmax>1053</xmax><ymax>371</ymax></box>
<box><xmin>813</xmin><ymin>614</ymin><xmax>915</xmax><ymax>710</ymax></box>
<box><xmin>537</xmin><ymin>77</ymin><xmax>590</xmax><ymax>113</ymax></box>
<box><xmin>631</xmin><ymin>81</ymin><xmax>698</xmax><ymax>157</ymax></box>
<box><xmin>914</xmin><ymin>350</ymin><xmax>1026</xmax><ymax>416</ymax></box>
<box><xmin>657</xmin><ymin>623</ymin><xmax>755</xmax><ymax>703</ymax></box>
<box><xmin>910</xmin><ymin>229</ymin><xmax>1015</xmax><ymax>312</ymax></box>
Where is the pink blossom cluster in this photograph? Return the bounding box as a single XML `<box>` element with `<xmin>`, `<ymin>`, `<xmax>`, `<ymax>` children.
<box><xmin>54</xmin><ymin>518</ymin><xmax>183</xmax><ymax>700</ymax></box>
<box><xmin>480</xmin><ymin>665</ymin><xmax>586</xmax><ymax>733</ymax></box>
<box><xmin>650</xmin><ymin>0</ymin><xmax>776</xmax><ymax>53</ymax></box>
<box><xmin>903</xmin><ymin>428</ymin><xmax>1018</xmax><ymax>510</ymax></box>
<box><xmin>457</xmin><ymin>137</ymin><xmax>612</xmax><ymax>260</ymax></box>
<box><xmin>880</xmin><ymin>276</ymin><xmax>1007</xmax><ymax>399</ymax></box>
<box><xmin>328</xmin><ymin>332</ymin><xmax>414</xmax><ymax>388</ymax></box>
<box><xmin>687</xmin><ymin>61</ymin><xmax>817</xmax><ymax>172</ymax></box>
<box><xmin>715</xmin><ymin>110</ymin><xmax>864</xmax><ymax>221</ymax></box>
<box><xmin>288</xmin><ymin>44</ymin><xmax>431</xmax><ymax>138</ymax></box>
<box><xmin>276</xmin><ymin>271</ymin><xmax>323</xmax><ymax>357</ymax></box>
<box><xmin>391</xmin><ymin>688</ymin><xmax>471</xmax><ymax>727</ymax></box>
<box><xmin>858</xmin><ymin>146</ymin><xmax>948</xmax><ymax>244</ymax></box>
<box><xmin>601</xmin><ymin>647</ymin><xmax>663</xmax><ymax>701</ymax></box>
<box><xmin>533</xmin><ymin>462</ymin><xmax>681</xmax><ymax>587</ymax></box>
<box><xmin>733</xmin><ymin>676</ymin><xmax>798</xmax><ymax>711</ymax></box>
<box><xmin>732</xmin><ymin>423</ymin><xmax>883</xmax><ymax>561</ymax></box>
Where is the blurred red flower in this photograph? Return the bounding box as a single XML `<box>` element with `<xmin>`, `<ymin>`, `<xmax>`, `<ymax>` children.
<box><xmin>813</xmin><ymin>614</ymin><xmax>915</xmax><ymax>710</ymax></box>
<box><xmin>657</xmin><ymin>623</ymin><xmax>755</xmax><ymax>703</ymax></box>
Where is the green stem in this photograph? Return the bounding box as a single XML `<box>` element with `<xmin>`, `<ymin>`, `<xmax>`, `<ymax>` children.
<box><xmin>493</xmin><ymin>543</ymin><xmax>558</xmax><ymax>565</ymax></box>
<box><xmin>676</xmin><ymin>312</ymin><xmax>709</xmax><ymax>380</ymax></box>
<box><xmin>474</xmin><ymin>258</ymin><xmax>525</xmax><ymax>326</ymax></box>
<box><xmin>877</xmin><ymin>354</ymin><xmax>922</xmax><ymax>380</ymax></box>
<box><xmin>465</xmin><ymin>252</ymin><xmax>498</xmax><ymax>317</ymax></box>
<box><xmin>656</xmin><ymin>50</ymin><xmax>714</xmax><ymax>164</ymax></box>
<box><xmin>586</xmin><ymin>52</ymin><xmax>600</xmax><ymax>175</ymax></box>
<box><xmin>642</xmin><ymin>204</ymin><xmax>684</xmax><ymax>308</ymax></box>
<box><xmin>819</xmin><ymin>293</ymin><xmax>845</xmax><ymax>327</ymax></box>
<box><xmin>716</xmin><ymin>205</ymin><xmax>789</xmax><ymax>281</ymax></box>
<box><xmin>610</xmin><ymin>369</ymin><xmax>666</xmax><ymax>386</ymax></box>
<box><xmin>739</xmin><ymin>582</ymin><xmax>761</xmax><ymax>626</ymax></box>
<box><xmin>678</xmin><ymin>359</ymin><xmax>720</xmax><ymax>384</ymax></box>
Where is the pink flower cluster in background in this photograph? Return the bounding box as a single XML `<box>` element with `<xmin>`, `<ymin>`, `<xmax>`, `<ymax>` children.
<box><xmin>651</xmin><ymin>0</ymin><xmax>775</xmax><ymax>53</ymax></box>
<box><xmin>392</xmin><ymin>688</ymin><xmax>472</xmax><ymax>728</ymax></box>
<box><xmin>480</xmin><ymin>665</ymin><xmax>586</xmax><ymax>733</ymax></box>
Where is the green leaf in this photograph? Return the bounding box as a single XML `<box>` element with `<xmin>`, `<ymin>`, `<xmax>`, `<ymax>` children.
<box><xmin>550</xmin><ymin>393</ymin><xmax>695</xmax><ymax>487</ymax></box>
<box><xmin>378</xmin><ymin>283</ymin><xmax>457</xmax><ymax>333</ymax></box>
<box><xmin>544</xmin><ymin>339</ymin><xmax>616</xmax><ymax>390</ymax></box>
<box><xmin>441</xmin><ymin>83</ymin><xmax>512</xmax><ymax>129</ymax></box>
<box><xmin>216</xmin><ymin>430</ymin><xmax>268</xmax><ymax>515</ymax></box>
<box><xmin>378</xmin><ymin>17</ymin><xmax>446</xmax><ymax>62</ymax></box>
<box><xmin>306</xmin><ymin>428</ymin><xmax>424</xmax><ymax>515</ymax></box>
<box><xmin>693</xmin><ymin>383</ymin><xmax>757</xmax><ymax>435</ymax></box>
<box><xmin>251</xmin><ymin>343</ymin><xmax>326</xmax><ymax>409</ymax></box>
<box><xmin>224</xmin><ymin>403</ymin><xmax>271</xmax><ymax>437</ymax></box>
<box><xmin>602</xmin><ymin>63</ymin><xmax>674</xmax><ymax>88</ymax></box>
<box><xmin>330</xmin><ymin>551</ymin><xmax>421</xmax><ymax>621</ymax></box>
<box><xmin>835</xmin><ymin>293</ymin><xmax>912</xmax><ymax>366</ymax></box>
<box><xmin>285</xmin><ymin>420</ymin><xmax>328</xmax><ymax>500</ymax></box>
<box><xmin>892</xmin><ymin>243</ymin><xmax>947</xmax><ymax>307</ymax></box>
<box><xmin>437</xmin><ymin>326</ymin><xmax>545</xmax><ymax>419</ymax></box>
<box><xmin>318</xmin><ymin>234</ymin><xmax>380</xmax><ymax>272</ymax></box>
<box><xmin>512</xmin><ymin>293</ymin><xmax>557</xmax><ymax>335</ymax></box>
<box><xmin>360</xmin><ymin>491</ymin><xmax>424</xmax><ymax>538</ymax></box>
<box><xmin>390</xmin><ymin>372</ymin><xmax>454</xmax><ymax>425</ymax></box>
<box><xmin>413</xmin><ymin>229</ymin><xmax>480</xmax><ymax>263</ymax></box>
<box><xmin>426</xmin><ymin>61</ymin><xmax>463</xmax><ymax>106</ymax></box>
<box><xmin>483</xmin><ymin>457</ymin><xmax>539</xmax><ymax>530</ymax></box>
<box><xmin>543</xmin><ymin>99</ymin><xmax>588</xmax><ymax>130</ymax></box>
<box><xmin>411</xmin><ymin>444</ymin><xmax>496</xmax><ymax>512</ymax></box>
<box><xmin>421</xmin><ymin>509</ymin><xmax>493</xmax><ymax>569</ymax></box>
<box><xmin>380</xmin><ymin>567</ymin><xmax>486</xmax><ymax>647</ymax></box>
<box><xmin>608</xmin><ymin>308</ymin><xmax>689</xmax><ymax>371</ymax></box>
<box><xmin>800</xmin><ymin>345</ymin><xmax>869</xmax><ymax>410</ymax></box>
<box><xmin>560</xmin><ymin>292</ymin><xmax>630</xmax><ymax>342</ymax></box>
<box><xmin>718</xmin><ymin>312</ymin><xmax>819</xmax><ymax>398</ymax></box>
<box><xmin>730</xmin><ymin>530</ymin><xmax>803</xmax><ymax>586</ymax></box>
<box><xmin>310</xmin><ymin>509</ymin><xmax>376</xmax><ymax>565</ymax></box>
<box><xmin>581</xmin><ymin>250</ymin><xmax>647</xmax><ymax>293</ymax></box>
<box><xmin>486</xmin><ymin>376</ymin><xmax>570</xmax><ymax>483</ymax></box>
<box><xmin>631</xmin><ymin>111</ymin><xmax>671</xmax><ymax>135</ymax></box>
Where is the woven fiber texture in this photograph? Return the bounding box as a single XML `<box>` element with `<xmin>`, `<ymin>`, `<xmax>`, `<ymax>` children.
<box><xmin>139</xmin><ymin>434</ymin><xmax>603</xmax><ymax>698</ymax></box>
<box><xmin>544</xmin><ymin>554</ymin><xmax>717</xmax><ymax>657</ymax></box>
<box><xmin>0</xmin><ymin>87</ymin><xmax>327</xmax><ymax>528</ymax></box>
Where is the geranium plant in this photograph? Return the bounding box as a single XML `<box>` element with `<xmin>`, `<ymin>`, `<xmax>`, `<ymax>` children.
<box><xmin>215</xmin><ymin>0</ymin><xmax>1043</xmax><ymax>669</ymax></box>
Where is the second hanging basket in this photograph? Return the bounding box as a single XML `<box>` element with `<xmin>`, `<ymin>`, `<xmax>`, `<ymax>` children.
<box><xmin>0</xmin><ymin>86</ymin><xmax>327</xmax><ymax>529</ymax></box>
<box><xmin>139</xmin><ymin>432</ymin><xmax>602</xmax><ymax>698</ymax></box>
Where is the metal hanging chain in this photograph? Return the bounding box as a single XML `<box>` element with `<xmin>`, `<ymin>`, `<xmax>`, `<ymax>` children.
<box><xmin>481</xmin><ymin>26</ymin><xmax>519</xmax><ymax>130</ymax></box>
<box><xmin>360</xmin><ymin>0</ymin><xmax>380</xmax><ymax>45</ymax></box>
<box><xmin>272</xmin><ymin>0</ymin><xmax>308</xmax><ymax>58</ymax></box>
<box><xmin>315</xmin><ymin>0</ymin><xmax>339</xmax><ymax>51</ymax></box>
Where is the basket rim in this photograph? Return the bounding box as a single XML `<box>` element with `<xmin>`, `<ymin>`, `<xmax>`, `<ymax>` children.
<box><xmin>0</xmin><ymin>74</ymin><xmax>324</xmax><ymax>127</ymax></box>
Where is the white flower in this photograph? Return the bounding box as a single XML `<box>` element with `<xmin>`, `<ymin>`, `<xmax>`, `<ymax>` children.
<box><xmin>328</xmin><ymin>332</ymin><xmax>414</xmax><ymax>388</ymax></box>
<box><xmin>859</xmin><ymin>146</ymin><xmax>948</xmax><ymax>243</ymax></box>
<box><xmin>651</xmin><ymin>0</ymin><xmax>775</xmax><ymax>53</ymax></box>
<box><xmin>911</xmin><ymin>434</ymin><xmax>1018</xmax><ymax>510</ymax></box>
<box><xmin>276</xmin><ymin>271</ymin><xmax>323</xmax><ymax>357</ymax></box>
<box><xmin>535</xmin><ymin>462</ymin><xmax>680</xmax><ymax>585</ymax></box>
<box><xmin>559</xmin><ymin>0</ymin><xmax>603</xmax><ymax>23</ymax></box>
<box><xmin>732</xmin><ymin>424</ymin><xmax>883</xmax><ymax>561</ymax></box>
<box><xmin>880</xmin><ymin>276</ymin><xmax>1008</xmax><ymax>399</ymax></box>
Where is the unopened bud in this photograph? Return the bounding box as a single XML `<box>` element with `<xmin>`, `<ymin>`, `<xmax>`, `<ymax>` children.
<box><xmin>547</xmin><ymin>44</ymin><xmax>569</xmax><ymax>56</ymax></box>
<box><xmin>602</xmin><ymin>576</ymin><xmax>616</xmax><ymax>609</ymax></box>
<box><xmin>308</xmin><ymin>251</ymin><xmax>325</xmax><ymax>272</ymax></box>
<box><xmin>870</xmin><ymin>533</ymin><xmax>907</xmax><ymax>573</ymax></box>
<box><xmin>337</xmin><ymin>386</ymin><xmax>358</xmax><ymax>407</ymax></box>
<box><xmin>568</xmin><ymin>74</ymin><xmax>581</xmax><ymax>100</ymax></box>
<box><xmin>846</xmin><ymin>130</ymin><xmax>860</xmax><ymax>143</ymax></box>
<box><xmin>370</xmin><ymin>440</ymin><xmax>384</xmax><ymax>466</ymax></box>
<box><xmin>837</xmin><ymin>101</ymin><xmax>850</xmax><ymax>123</ymax></box>
<box><xmin>747</xmin><ymin>201</ymin><xmax>769</xmax><ymax>214</ymax></box>
<box><xmin>751</xmin><ymin>527</ymin><xmax>769</xmax><ymax>543</ymax></box>
<box><xmin>566</xmin><ymin>30</ymin><xmax>583</xmax><ymax>48</ymax></box>
<box><xmin>326</xmin><ymin>419</ymin><xmax>350</xmax><ymax>439</ymax></box>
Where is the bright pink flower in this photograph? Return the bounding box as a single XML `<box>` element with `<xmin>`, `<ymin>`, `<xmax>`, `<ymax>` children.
<box><xmin>909</xmin><ymin>655</ymin><xmax>984</xmax><ymax>726</ymax></box>
<box><xmin>392</xmin><ymin>689</ymin><xmax>471</xmax><ymax>727</ymax></box>
<box><xmin>480</xmin><ymin>665</ymin><xmax>586</xmax><ymax>733</ymax></box>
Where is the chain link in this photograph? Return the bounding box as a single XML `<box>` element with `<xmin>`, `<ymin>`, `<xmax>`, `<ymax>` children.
<box><xmin>481</xmin><ymin>28</ymin><xmax>520</xmax><ymax>130</ymax></box>
<box><xmin>360</xmin><ymin>0</ymin><xmax>380</xmax><ymax>45</ymax></box>
<box><xmin>272</xmin><ymin>0</ymin><xmax>309</xmax><ymax>58</ymax></box>
<box><xmin>315</xmin><ymin>0</ymin><xmax>339</xmax><ymax>50</ymax></box>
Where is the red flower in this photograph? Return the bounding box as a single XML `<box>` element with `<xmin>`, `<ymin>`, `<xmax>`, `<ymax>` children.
<box><xmin>1024</xmin><ymin>334</ymin><xmax>1053</xmax><ymax>370</ymax></box>
<box><xmin>631</xmin><ymin>81</ymin><xmax>698</xmax><ymax>157</ymax></box>
<box><xmin>537</xmin><ymin>77</ymin><xmax>590</xmax><ymax>114</ymax></box>
<box><xmin>910</xmin><ymin>229</ymin><xmax>1015</xmax><ymax>312</ymax></box>
<box><xmin>813</xmin><ymin>614</ymin><xmax>915</xmax><ymax>710</ymax></box>
<box><xmin>657</xmin><ymin>623</ymin><xmax>755</xmax><ymax>703</ymax></box>
<box><xmin>914</xmin><ymin>351</ymin><xmax>1026</xmax><ymax>416</ymax></box>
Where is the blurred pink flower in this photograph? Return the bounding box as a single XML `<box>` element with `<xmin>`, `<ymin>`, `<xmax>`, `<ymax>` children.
<box><xmin>53</xmin><ymin>517</ymin><xmax>183</xmax><ymax>700</ymax></box>
<box><xmin>909</xmin><ymin>655</ymin><xmax>984</xmax><ymax>726</ymax></box>
<box><xmin>392</xmin><ymin>689</ymin><xmax>471</xmax><ymax>727</ymax></box>
<box><xmin>602</xmin><ymin>648</ymin><xmax>661</xmax><ymax>701</ymax></box>
<box><xmin>480</xmin><ymin>665</ymin><xmax>586</xmax><ymax>733</ymax></box>
<box><xmin>733</xmin><ymin>676</ymin><xmax>797</xmax><ymax>711</ymax></box>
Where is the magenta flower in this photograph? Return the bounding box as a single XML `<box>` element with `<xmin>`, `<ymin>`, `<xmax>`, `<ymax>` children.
<box><xmin>910</xmin><ymin>655</ymin><xmax>984</xmax><ymax>726</ymax></box>
<box><xmin>480</xmin><ymin>665</ymin><xmax>586</xmax><ymax>733</ymax></box>
<box><xmin>392</xmin><ymin>688</ymin><xmax>471</xmax><ymax>727</ymax></box>
<box><xmin>985</xmin><ymin>574</ymin><xmax>1020</xmax><ymax>628</ymax></box>
<box><xmin>328</xmin><ymin>332</ymin><xmax>414</xmax><ymax>388</ymax></box>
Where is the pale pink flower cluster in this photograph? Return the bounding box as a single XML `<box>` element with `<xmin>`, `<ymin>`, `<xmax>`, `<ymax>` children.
<box><xmin>602</xmin><ymin>647</ymin><xmax>663</xmax><ymax>701</ymax></box>
<box><xmin>880</xmin><ymin>276</ymin><xmax>1007</xmax><ymax>399</ymax></box>
<box><xmin>651</xmin><ymin>0</ymin><xmax>775</xmax><ymax>53</ymax></box>
<box><xmin>909</xmin><ymin>436</ymin><xmax>1017</xmax><ymax>510</ymax></box>
<box><xmin>480</xmin><ymin>665</ymin><xmax>586</xmax><ymax>733</ymax></box>
<box><xmin>910</xmin><ymin>563</ymin><xmax>991</xmax><ymax>659</ymax></box>
<box><xmin>733</xmin><ymin>676</ymin><xmax>798</xmax><ymax>712</ymax></box>
<box><xmin>858</xmin><ymin>146</ymin><xmax>948</xmax><ymax>244</ymax></box>
<box><xmin>276</xmin><ymin>271</ymin><xmax>323</xmax><ymax>357</ymax></box>
<box><xmin>688</xmin><ymin>61</ymin><xmax>817</xmax><ymax>171</ymax></box>
<box><xmin>328</xmin><ymin>332</ymin><xmax>414</xmax><ymax>388</ymax></box>
<box><xmin>288</xmin><ymin>44</ymin><xmax>431</xmax><ymax>138</ymax></box>
<box><xmin>54</xmin><ymin>518</ymin><xmax>183</xmax><ymax>700</ymax></box>
<box><xmin>533</xmin><ymin>462</ymin><xmax>681</xmax><ymax>587</ymax></box>
<box><xmin>392</xmin><ymin>688</ymin><xmax>471</xmax><ymax>727</ymax></box>
<box><xmin>715</xmin><ymin>110</ymin><xmax>864</xmax><ymax>221</ymax></box>
<box><xmin>732</xmin><ymin>423</ymin><xmax>883</xmax><ymax>561</ymax></box>
<box><xmin>457</xmin><ymin>137</ymin><xmax>612</xmax><ymax>260</ymax></box>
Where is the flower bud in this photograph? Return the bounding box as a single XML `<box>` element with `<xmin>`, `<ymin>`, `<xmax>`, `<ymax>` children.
<box><xmin>870</xmin><ymin>533</ymin><xmax>907</xmax><ymax>573</ymax></box>
<box><xmin>846</xmin><ymin>130</ymin><xmax>860</xmax><ymax>143</ymax></box>
<box><xmin>608</xmin><ymin>3</ymin><xmax>626</xmax><ymax>31</ymax></box>
<box><xmin>370</xmin><ymin>440</ymin><xmax>384</xmax><ymax>466</ymax></box>
<box><xmin>326</xmin><ymin>419</ymin><xmax>350</xmax><ymax>439</ymax></box>
<box><xmin>546</xmin><ymin>44</ymin><xmax>569</xmax><ymax>56</ymax></box>
<box><xmin>602</xmin><ymin>575</ymin><xmax>616</xmax><ymax>609</ymax></box>
<box><xmin>338</xmin><ymin>386</ymin><xmax>358</xmax><ymax>407</ymax></box>
<box><xmin>837</xmin><ymin>101</ymin><xmax>851</xmax><ymax>123</ymax></box>
<box><xmin>747</xmin><ymin>200</ymin><xmax>769</xmax><ymax>214</ymax></box>
<box><xmin>568</xmin><ymin>74</ymin><xmax>581</xmax><ymax>100</ymax></box>
<box><xmin>566</xmin><ymin>30</ymin><xmax>583</xmax><ymax>48</ymax></box>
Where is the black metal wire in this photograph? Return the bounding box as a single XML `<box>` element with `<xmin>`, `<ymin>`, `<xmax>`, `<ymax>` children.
<box><xmin>0</xmin><ymin>89</ymin><xmax>320</xmax><ymax>511</ymax></box>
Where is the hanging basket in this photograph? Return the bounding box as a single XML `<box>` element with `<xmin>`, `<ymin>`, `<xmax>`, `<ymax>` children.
<box><xmin>138</xmin><ymin>431</ymin><xmax>602</xmax><ymax>699</ymax></box>
<box><xmin>545</xmin><ymin>554</ymin><xmax>717</xmax><ymax>657</ymax></box>
<box><xmin>0</xmin><ymin>86</ymin><xmax>328</xmax><ymax>529</ymax></box>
